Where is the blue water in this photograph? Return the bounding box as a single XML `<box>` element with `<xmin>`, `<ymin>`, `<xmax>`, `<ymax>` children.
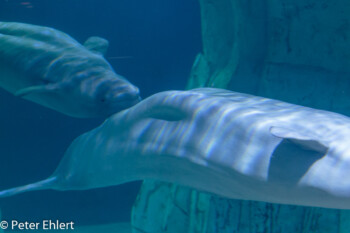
<box><xmin>0</xmin><ymin>0</ymin><xmax>201</xmax><ymax>225</ymax></box>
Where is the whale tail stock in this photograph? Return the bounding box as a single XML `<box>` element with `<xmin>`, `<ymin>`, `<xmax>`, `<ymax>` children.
<box><xmin>0</xmin><ymin>176</ymin><xmax>57</xmax><ymax>198</ymax></box>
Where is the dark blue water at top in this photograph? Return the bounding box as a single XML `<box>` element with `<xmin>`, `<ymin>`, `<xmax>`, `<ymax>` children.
<box><xmin>0</xmin><ymin>0</ymin><xmax>201</xmax><ymax>225</ymax></box>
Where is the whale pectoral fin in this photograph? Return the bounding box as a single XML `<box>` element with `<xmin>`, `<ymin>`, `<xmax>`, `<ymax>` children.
<box><xmin>270</xmin><ymin>126</ymin><xmax>328</xmax><ymax>154</ymax></box>
<box><xmin>83</xmin><ymin>36</ymin><xmax>109</xmax><ymax>56</ymax></box>
<box><xmin>14</xmin><ymin>84</ymin><xmax>58</xmax><ymax>97</ymax></box>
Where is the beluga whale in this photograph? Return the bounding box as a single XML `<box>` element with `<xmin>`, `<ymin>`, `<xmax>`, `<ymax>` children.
<box><xmin>1</xmin><ymin>88</ymin><xmax>350</xmax><ymax>209</ymax></box>
<box><xmin>0</xmin><ymin>22</ymin><xmax>140</xmax><ymax>118</ymax></box>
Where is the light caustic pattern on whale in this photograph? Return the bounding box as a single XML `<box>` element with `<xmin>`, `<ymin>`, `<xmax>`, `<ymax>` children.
<box><xmin>0</xmin><ymin>22</ymin><xmax>140</xmax><ymax>118</ymax></box>
<box><xmin>1</xmin><ymin>88</ymin><xmax>350</xmax><ymax>209</ymax></box>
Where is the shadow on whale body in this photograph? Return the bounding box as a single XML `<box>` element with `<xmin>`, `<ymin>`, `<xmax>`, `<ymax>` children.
<box><xmin>0</xmin><ymin>22</ymin><xmax>141</xmax><ymax>118</ymax></box>
<box><xmin>1</xmin><ymin>88</ymin><xmax>350</xmax><ymax>209</ymax></box>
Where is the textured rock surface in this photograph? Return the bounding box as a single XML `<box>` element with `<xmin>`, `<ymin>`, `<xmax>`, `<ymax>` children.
<box><xmin>132</xmin><ymin>0</ymin><xmax>350</xmax><ymax>232</ymax></box>
<box><xmin>132</xmin><ymin>181</ymin><xmax>211</xmax><ymax>233</ymax></box>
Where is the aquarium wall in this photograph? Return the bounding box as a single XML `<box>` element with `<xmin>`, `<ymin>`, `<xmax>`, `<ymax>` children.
<box><xmin>132</xmin><ymin>0</ymin><xmax>350</xmax><ymax>232</ymax></box>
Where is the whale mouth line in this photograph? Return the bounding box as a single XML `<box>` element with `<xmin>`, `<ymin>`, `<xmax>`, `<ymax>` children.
<box><xmin>110</xmin><ymin>86</ymin><xmax>141</xmax><ymax>102</ymax></box>
<box><xmin>112</xmin><ymin>95</ymin><xmax>141</xmax><ymax>107</ymax></box>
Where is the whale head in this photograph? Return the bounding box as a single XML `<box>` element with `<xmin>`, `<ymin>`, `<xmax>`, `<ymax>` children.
<box><xmin>15</xmin><ymin>56</ymin><xmax>141</xmax><ymax>118</ymax></box>
<box><xmin>57</xmin><ymin>68</ymin><xmax>141</xmax><ymax>118</ymax></box>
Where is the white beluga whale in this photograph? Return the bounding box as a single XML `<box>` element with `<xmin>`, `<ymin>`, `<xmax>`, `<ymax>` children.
<box><xmin>1</xmin><ymin>88</ymin><xmax>350</xmax><ymax>209</ymax></box>
<box><xmin>0</xmin><ymin>22</ymin><xmax>140</xmax><ymax>117</ymax></box>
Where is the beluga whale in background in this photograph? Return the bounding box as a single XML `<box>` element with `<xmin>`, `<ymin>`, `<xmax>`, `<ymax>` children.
<box><xmin>0</xmin><ymin>22</ymin><xmax>140</xmax><ymax>118</ymax></box>
<box><xmin>1</xmin><ymin>88</ymin><xmax>350</xmax><ymax>209</ymax></box>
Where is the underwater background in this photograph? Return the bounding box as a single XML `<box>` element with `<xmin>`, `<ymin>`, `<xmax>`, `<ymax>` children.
<box><xmin>1</xmin><ymin>0</ymin><xmax>350</xmax><ymax>232</ymax></box>
<box><xmin>0</xmin><ymin>0</ymin><xmax>201</xmax><ymax>226</ymax></box>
